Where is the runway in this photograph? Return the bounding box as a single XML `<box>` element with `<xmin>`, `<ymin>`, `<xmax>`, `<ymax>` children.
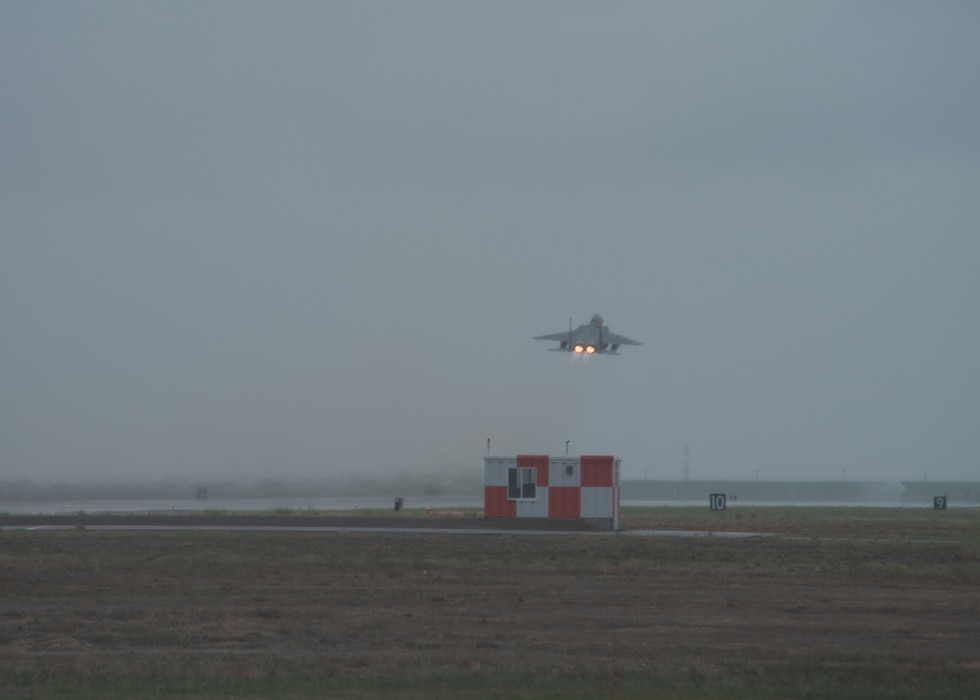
<box><xmin>2</xmin><ymin>519</ymin><xmax>778</xmax><ymax>538</ymax></box>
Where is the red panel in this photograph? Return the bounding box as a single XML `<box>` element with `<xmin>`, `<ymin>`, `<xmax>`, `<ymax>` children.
<box><xmin>484</xmin><ymin>486</ymin><xmax>516</xmax><ymax>518</ymax></box>
<box><xmin>517</xmin><ymin>454</ymin><xmax>550</xmax><ymax>487</ymax></box>
<box><xmin>548</xmin><ymin>486</ymin><xmax>580</xmax><ymax>519</ymax></box>
<box><xmin>580</xmin><ymin>455</ymin><xmax>614</xmax><ymax>487</ymax></box>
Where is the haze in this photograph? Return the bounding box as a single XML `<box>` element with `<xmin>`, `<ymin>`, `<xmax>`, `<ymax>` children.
<box><xmin>2</xmin><ymin>2</ymin><xmax>978</xmax><ymax>485</ymax></box>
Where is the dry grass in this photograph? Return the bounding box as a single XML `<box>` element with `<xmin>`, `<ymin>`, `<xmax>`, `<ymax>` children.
<box><xmin>621</xmin><ymin>504</ymin><xmax>980</xmax><ymax>540</ymax></box>
<box><xmin>1</xmin><ymin>510</ymin><xmax>979</xmax><ymax>698</ymax></box>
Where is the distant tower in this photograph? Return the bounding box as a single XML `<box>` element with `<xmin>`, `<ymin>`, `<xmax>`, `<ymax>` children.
<box><xmin>683</xmin><ymin>444</ymin><xmax>690</xmax><ymax>487</ymax></box>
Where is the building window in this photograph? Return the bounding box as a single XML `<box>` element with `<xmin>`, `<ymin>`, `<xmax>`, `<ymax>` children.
<box><xmin>507</xmin><ymin>467</ymin><xmax>536</xmax><ymax>500</ymax></box>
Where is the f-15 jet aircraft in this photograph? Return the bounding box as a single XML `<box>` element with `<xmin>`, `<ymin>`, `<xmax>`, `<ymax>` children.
<box><xmin>534</xmin><ymin>314</ymin><xmax>642</xmax><ymax>355</ymax></box>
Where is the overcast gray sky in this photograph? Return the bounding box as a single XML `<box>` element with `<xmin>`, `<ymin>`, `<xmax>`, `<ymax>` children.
<box><xmin>3</xmin><ymin>1</ymin><xmax>978</xmax><ymax>484</ymax></box>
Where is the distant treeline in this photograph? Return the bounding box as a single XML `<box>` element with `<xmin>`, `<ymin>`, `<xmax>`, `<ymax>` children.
<box><xmin>0</xmin><ymin>470</ymin><xmax>483</xmax><ymax>501</ymax></box>
<box><xmin>3</xmin><ymin>476</ymin><xmax>978</xmax><ymax>504</ymax></box>
<box><xmin>622</xmin><ymin>480</ymin><xmax>980</xmax><ymax>504</ymax></box>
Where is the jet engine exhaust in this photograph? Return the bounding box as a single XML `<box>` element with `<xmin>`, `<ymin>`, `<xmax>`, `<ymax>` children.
<box><xmin>534</xmin><ymin>314</ymin><xmax>641</xmax><ymax>356</ymax></box>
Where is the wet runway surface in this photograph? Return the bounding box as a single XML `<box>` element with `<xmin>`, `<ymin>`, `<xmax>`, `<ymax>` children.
<box><xmin>0</xmin><ymin>515</ymin><xmax>777</xmax><ymax>538</ymax></box>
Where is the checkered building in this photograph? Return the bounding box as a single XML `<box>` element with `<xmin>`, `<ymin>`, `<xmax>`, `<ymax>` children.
<box><xmin>484</xmin><ymin>454</ymin><xmax>620</xmax><ymax>530</ymax></box>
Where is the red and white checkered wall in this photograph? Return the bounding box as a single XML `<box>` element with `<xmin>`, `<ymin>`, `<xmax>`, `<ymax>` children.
<box><xmin>484</xmin><ymin>454</ymin><xmax>620</xmax><ymax>528</ymax></box>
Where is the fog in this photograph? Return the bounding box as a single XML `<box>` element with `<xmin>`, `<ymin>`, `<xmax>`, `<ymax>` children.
<box><xmin>3</xmin><ymin>2</ymin><xmax>978</xmax><ymax>486</ymax></box>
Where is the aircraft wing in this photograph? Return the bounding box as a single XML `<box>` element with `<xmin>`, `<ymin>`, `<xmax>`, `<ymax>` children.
<box><xmin>534</xmin><ymin>331</ymin><xmax>575</xmax><ymax>341</ymax></box>
<box><xmin>603</xmin><ymin>331</ymin><xmax>642</xmax><ymax>346</ymax></box>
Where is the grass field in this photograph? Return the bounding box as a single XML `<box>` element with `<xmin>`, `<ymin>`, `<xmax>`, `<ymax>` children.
<box><xmin>620</xmin><ymin>504</ymin><xmax>980</xmax><ymax>541</ymax></box>
<box><xmin>1</xmin><ymin>507</ymin><xmax>978</xmax><ymax>698</ymax></box>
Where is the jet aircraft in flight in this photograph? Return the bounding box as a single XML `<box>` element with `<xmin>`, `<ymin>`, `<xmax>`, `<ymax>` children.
<box><xmin>534</xmin><ymin>314</ymin><xmax>642</xmax><ymax>355</ymax></box>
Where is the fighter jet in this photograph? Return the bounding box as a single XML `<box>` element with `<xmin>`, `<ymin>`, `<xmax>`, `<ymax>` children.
<box><xmin>534</xmin><ymin>314</ymin><xmax>642</xmax><ymax>355</ymax></box>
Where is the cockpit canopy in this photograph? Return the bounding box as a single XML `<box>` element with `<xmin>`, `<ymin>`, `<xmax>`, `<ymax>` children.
<box><xmin>590</xmin><ymin>314</ymin><xmax>604</xmax><ymax>327</ymax></box>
